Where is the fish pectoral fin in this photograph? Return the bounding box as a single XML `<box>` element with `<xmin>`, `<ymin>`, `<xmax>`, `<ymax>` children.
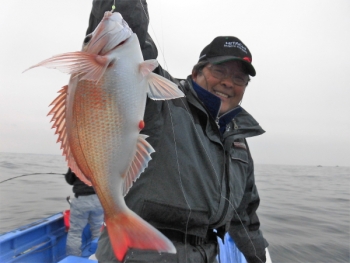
<box><xmin>140</xmin><ymin>59</ymin><xmax>184</xmax><ymax>100</ymax></box>
<box><xmin>123</xmin><ymin>134</ymin><xmax>155</xmax><ymax>196</ymax></box>
<box><xmin>80</xmin><ymin>53</ymin><xmax>114</xmax><ymax>83</ymax></box>
<box><xmin>146</xmin><ymin>73</ymin><xmax>185</xmax><ymax>100</ymax></box>
<box><xmin>139</xmin><ymin>59</ymin><xmax>159</xmax><ymax>77</ymax></box>
<box><xmin>24</xmin><ymin>51</ymin><xmax>113</xmax><ymax>83</ymax></box>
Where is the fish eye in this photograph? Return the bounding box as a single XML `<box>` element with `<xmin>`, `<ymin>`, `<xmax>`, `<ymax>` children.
<box><xmin>83</xmin><ymin>34</ymin><xmax>92</xmax><ymax>44</ymax></box>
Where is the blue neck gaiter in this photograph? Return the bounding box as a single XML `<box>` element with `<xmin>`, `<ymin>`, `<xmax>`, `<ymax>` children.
<box><xmin>192</xmin><ymin>80</ymin><xmax>242</xmax><ymax>134</ymax></box>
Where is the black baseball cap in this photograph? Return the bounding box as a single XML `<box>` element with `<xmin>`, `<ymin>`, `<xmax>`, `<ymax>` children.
<box><xmin>198</xmin><ymin>36</ymin><xmax>256</xmax><ymax>76</ymax></box>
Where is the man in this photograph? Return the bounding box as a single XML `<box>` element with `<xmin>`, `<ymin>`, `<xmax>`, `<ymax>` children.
<box><xmin>87</xmin><ymin>1</ymin><xmax>268</xmax><ymax>262</ymax></box>
<box><xmin>65</xmin><ymin>168</ymin><xmax>104</xmax><ymax>256</ymax></box>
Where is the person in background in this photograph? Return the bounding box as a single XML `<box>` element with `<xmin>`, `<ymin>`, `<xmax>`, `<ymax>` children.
<box><xmin>87</xmin><ymin>1</ymin><xmax>269</xmax><ymax>262</ymax></box>
<box><xmin>65</xmin><ymin>168</ymin><xmax>104</xmax><ymax>256</ymax></box>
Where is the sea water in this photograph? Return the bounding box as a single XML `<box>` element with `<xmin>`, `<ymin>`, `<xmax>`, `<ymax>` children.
<box><xmin>0</xmin><ymin>152</ymin><xmax>349</xmax><ymax>263</ymax></box>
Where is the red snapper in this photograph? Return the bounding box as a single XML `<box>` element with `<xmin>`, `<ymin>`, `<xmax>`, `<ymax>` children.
<box><xmin>25</xmin><ymin>11</ymin><xmax>183</xmax><ymax>261</ymax></box>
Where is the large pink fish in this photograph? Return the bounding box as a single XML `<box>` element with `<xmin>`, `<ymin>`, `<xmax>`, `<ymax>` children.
<box><xmin>25</xmin><ymin>11</ymin><xmax>183</xmax><ymax>261</ymax></box>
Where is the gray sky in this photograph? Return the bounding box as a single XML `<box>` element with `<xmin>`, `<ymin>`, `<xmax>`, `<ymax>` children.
<box><xmin>1</xmin><ymin>0</ymin><xmax>349</xmax><ymax>166</ymax></box>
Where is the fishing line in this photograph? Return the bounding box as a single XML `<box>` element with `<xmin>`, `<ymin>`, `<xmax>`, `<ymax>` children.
<box><xmin>139</xmin><ymin>0</ymin><xmax>169</xmax><ymax>71</ymax></box>
<box><xmin>0</xmin><ymin>173</ymin><xmax>65</xmax><ymax>184</ymax></box>
<box><xmin>166</xmin><ymin>100</ymin><xmax>191</xmax><ymax>263</ymax></box>
<box><xmin>138</xmin><ymin>2</ymin><xmax>191</xmax><ymax>261</ymax></box>
<box><xmin>111</xmin><ymin>0</ymin><xmax>116</xmax><ymax>12</ymax></box>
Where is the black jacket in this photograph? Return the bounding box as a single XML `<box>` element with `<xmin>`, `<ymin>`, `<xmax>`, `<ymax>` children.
<box><xmin>87</xmin><ymin>1</ymin><xmax>268</xmax><ymax>262</ymax></box>
<box><xmin>124</xmin><ymin>74</ymin><xmax>268</xmax><ymax>262</ymax></box>
<box><xmin>65</xmin><ymin>168</ymin><xmax>96</xmax><ymax>197</ymax></box>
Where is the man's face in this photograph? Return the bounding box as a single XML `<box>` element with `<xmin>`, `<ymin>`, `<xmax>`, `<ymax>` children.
<box><xmin>192</xmin><ymin>60</ymin><xmax>249</xmax><ymax>115</ymax></box>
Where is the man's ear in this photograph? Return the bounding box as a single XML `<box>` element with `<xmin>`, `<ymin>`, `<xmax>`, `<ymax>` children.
<box><xmin>192</xmin><ymin>70</ymin><xmax>197</xmax><ymax>80</ymax></box>
<box><xmin>192</xmin><ymin>69</ymin><xmax>201</xmax><ymax>80</ymax></box>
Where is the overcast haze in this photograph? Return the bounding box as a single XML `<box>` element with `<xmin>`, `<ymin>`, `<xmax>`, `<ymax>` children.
<box><xmin>1</xmin><ymin>0</ymin><xmax>349</xmax><ymax>167</ymax></box>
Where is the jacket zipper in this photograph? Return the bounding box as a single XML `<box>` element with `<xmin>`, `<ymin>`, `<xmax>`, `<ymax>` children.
<box><xmin>216</xmin><ymin>110</ymin><xmax>239</xmax><ymax>132</ymax></box>
<box><xmin>215</xmin><ymin>117</ymin><xmax>220</xmax><ymax>129</ymax></box>
<box><xmin>233</xmin><ymin>119</ymin><xmax>238</xmax><ymax>130</ymax></box>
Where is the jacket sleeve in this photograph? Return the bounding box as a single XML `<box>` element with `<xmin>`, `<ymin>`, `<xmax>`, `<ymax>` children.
<box><xmin>64</xmin><ymin>168</ymin><xmax>77</xmax><ymax>185</ymax></box>
<box><xmin>86</xmin><ymin>0</ymin><xmax>158</xmax><ymax>60</ymax></box>
<box><xmin>228</xmin><ymin>141</ymin><xmax>269</xmax><ymax>263</ymax></box>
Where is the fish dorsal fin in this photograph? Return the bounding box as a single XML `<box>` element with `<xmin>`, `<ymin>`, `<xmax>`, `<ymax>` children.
<box><xmin>48</xmin><ymin>85</ymin><xmax>69</xmax><ymax>155</ymax></box>
<box><xmin>139</xmin><ymin>59</ymin><xmax>185</xmax><ymax>100</ymax></box>
<box><xmin>24</xmin><ymin>51</ymin><xmax>114</xmax><ymax>83</ymax></box>
<box><xmin>48</xmin><ymin>85</ymin><xmax>92</xmax><ymax>186</ymax></box>
<box><xmin>123</xmin><ymin>134</ymin><xmax>155</xmax><ymax>196</ymax></box>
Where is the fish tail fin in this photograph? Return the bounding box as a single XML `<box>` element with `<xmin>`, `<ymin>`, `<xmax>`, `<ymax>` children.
<box><xmin>105</xmin><ymin>211</ymin><xmax>176</xmax><ymax>261</ymax></box>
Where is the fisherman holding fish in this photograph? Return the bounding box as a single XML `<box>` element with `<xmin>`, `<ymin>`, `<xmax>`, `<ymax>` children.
<box><xmin>87</xmin><ymin>1</ymin><xmax>268</xmax><ymax>263</ymax></box>
<box><xmin>26</xmin><ymin>0</ymin><xmax>268</xmax><ymax>262</ymax></box>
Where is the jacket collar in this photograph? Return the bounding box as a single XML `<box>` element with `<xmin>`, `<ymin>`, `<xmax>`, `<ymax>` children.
<box><xmin>182</xmin><ymin>76</ymin><xmax>265</xmax><ymax>139</ymax></box>
<box><xmin>191</xmin><ymin>80</ymin><xmax>242</xmax><ymax>134</ymax></box>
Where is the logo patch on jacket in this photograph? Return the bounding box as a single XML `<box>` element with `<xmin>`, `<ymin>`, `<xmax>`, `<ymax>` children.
<box><xmin>233</xmin><ymin>141</ymin><xmax>247</xmax><ymax>150</ymax></box>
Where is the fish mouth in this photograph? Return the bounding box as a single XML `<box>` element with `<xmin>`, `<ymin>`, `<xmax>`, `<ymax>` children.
<box><xmin>86</xmin><ymin>12</ymin><xmax>132</xmax><ymax>55</ymax></box>
<box><xmin>92</xmin><ymin>27</ymin><xmax>129</xmax><ymax>55</ymax></box>
<box><xmin>111</xmin><ymin>39</ymin><xmax>127</xmax><ymax>50</ymax></box>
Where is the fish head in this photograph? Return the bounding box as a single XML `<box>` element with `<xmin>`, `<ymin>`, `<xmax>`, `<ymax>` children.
<box><xmin>83</xmin><ymin>11</ymin><xmax>132</xmax><ymax>55</ymax></box>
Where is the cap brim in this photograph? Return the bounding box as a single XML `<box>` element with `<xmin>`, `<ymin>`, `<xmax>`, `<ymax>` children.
<box><xmin>207</xmin><ymin>56</ymin><xmax>256</xmax><ymax>76</ymax></box>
